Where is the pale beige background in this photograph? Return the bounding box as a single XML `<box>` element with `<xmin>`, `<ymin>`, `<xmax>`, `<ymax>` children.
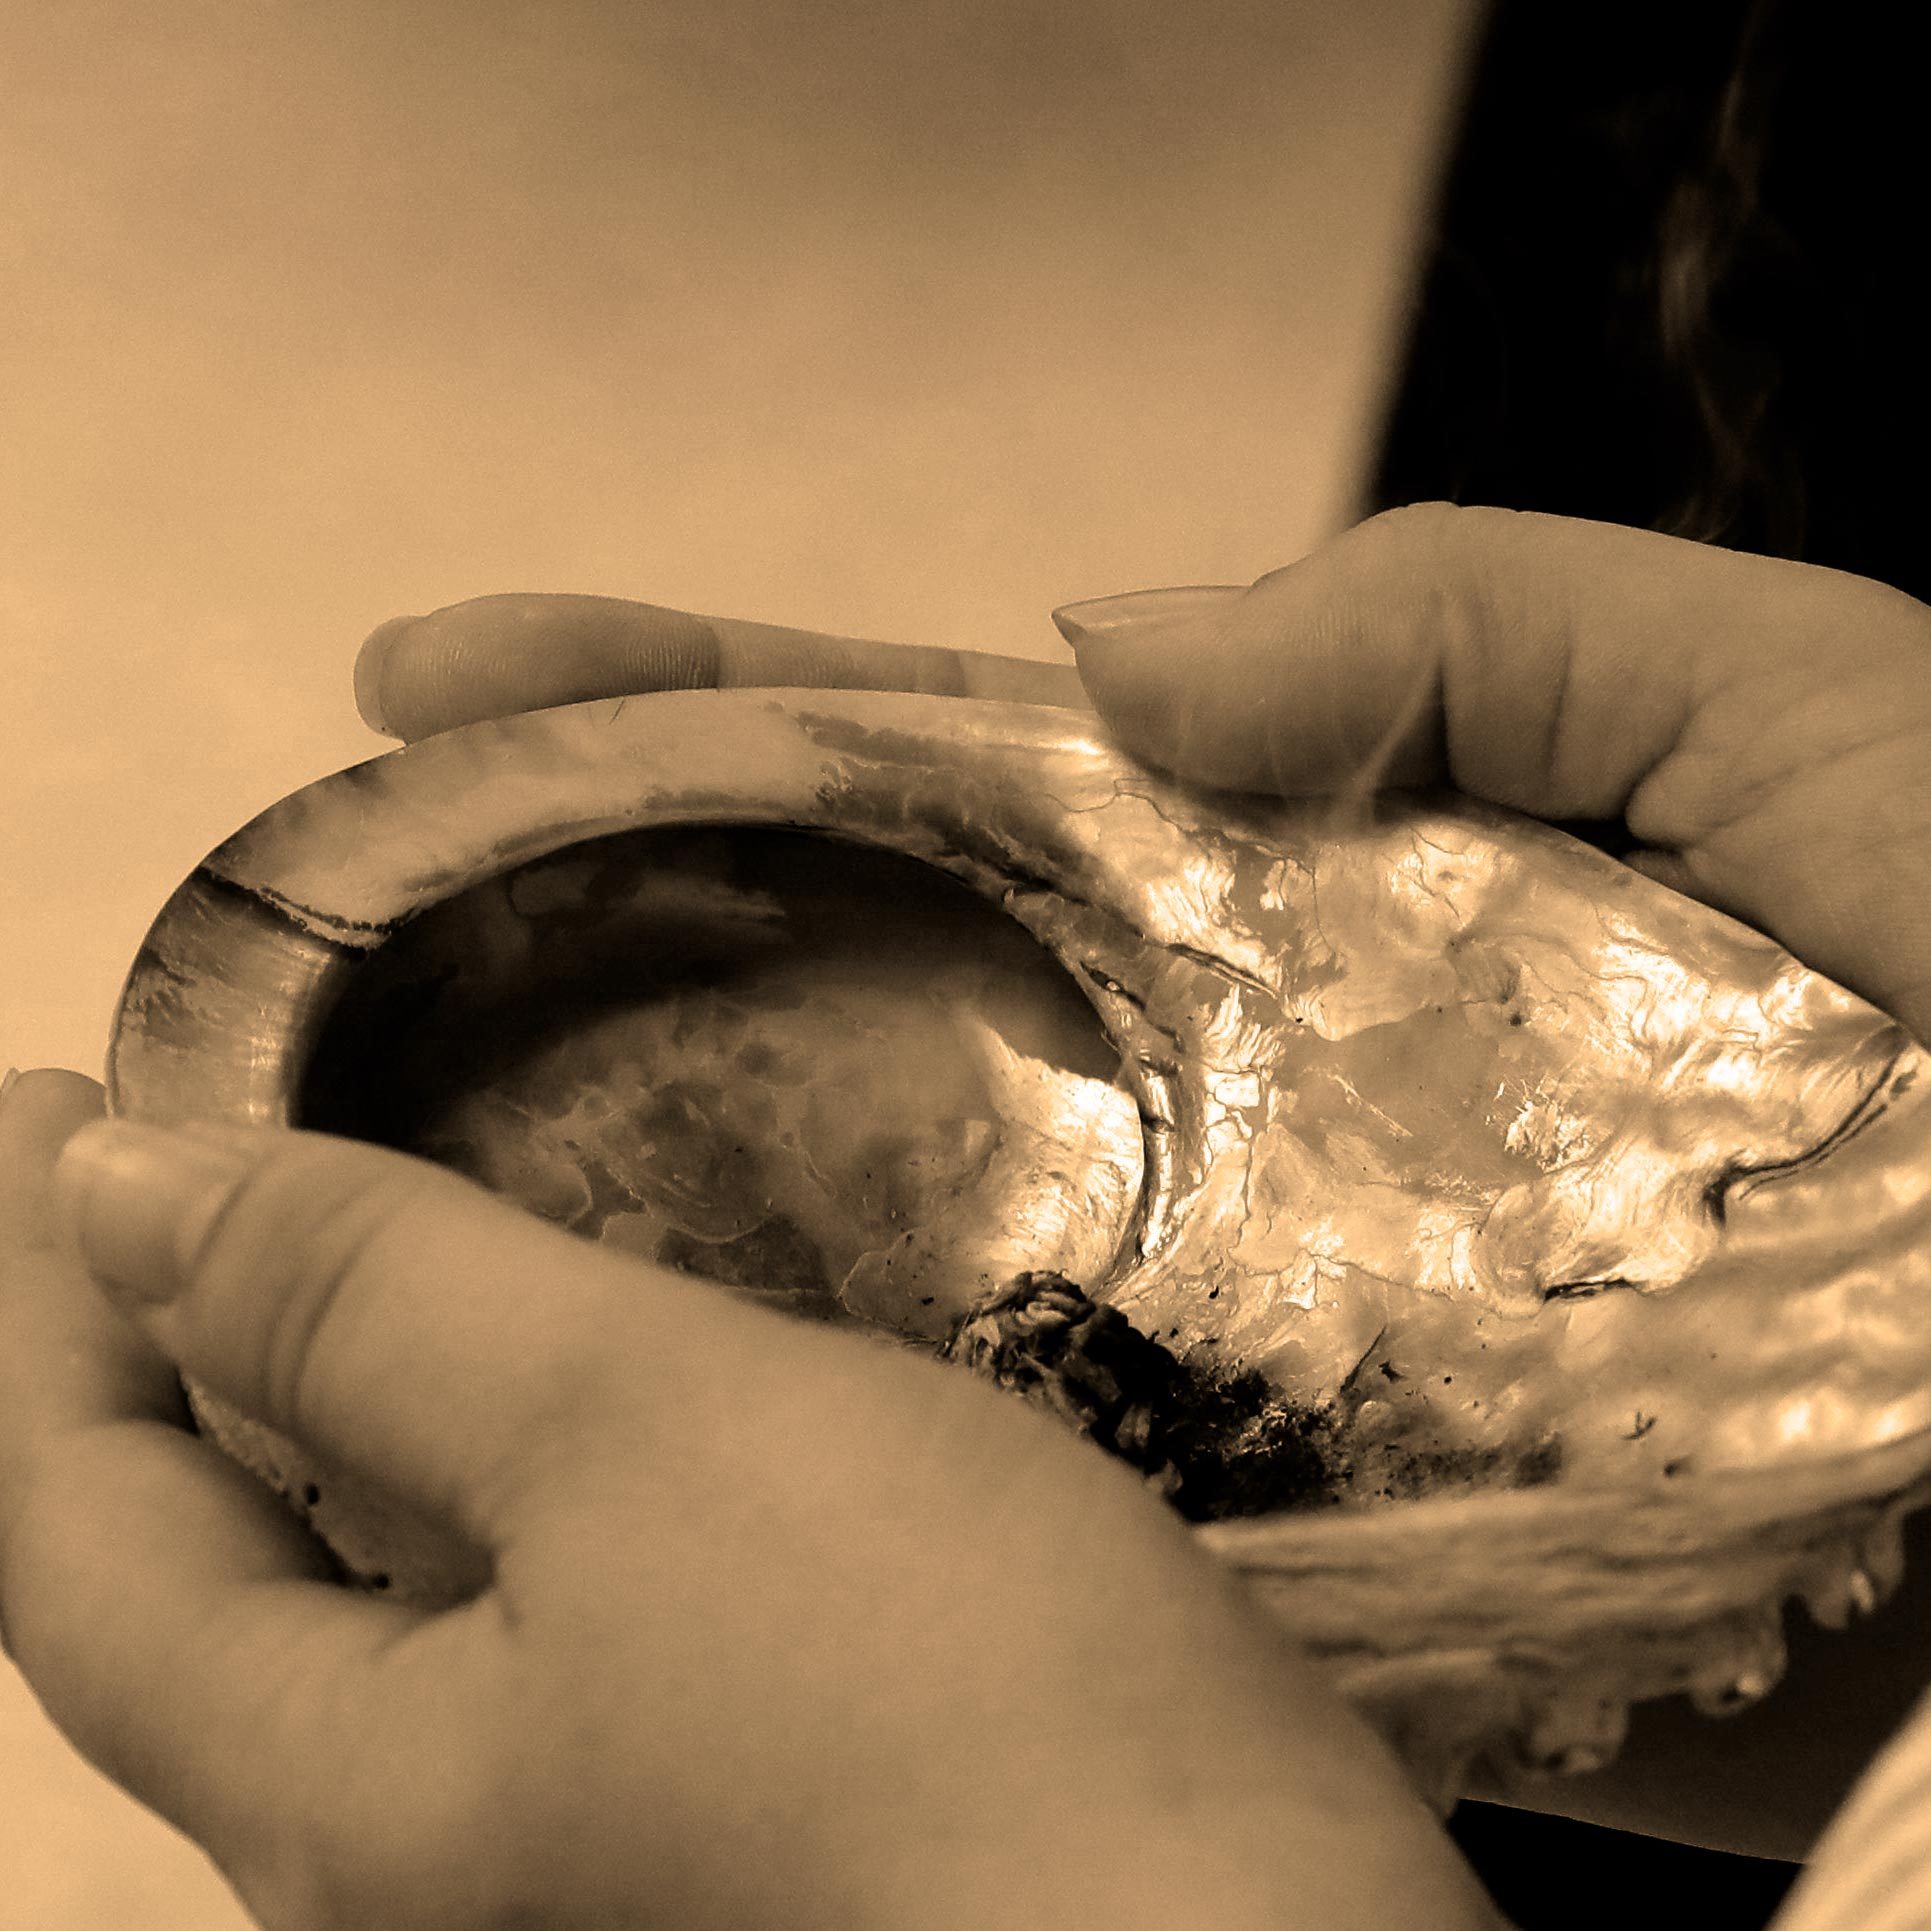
<box><xmin>0</xmin><ymin>0</ymin><xmax>1477</xmax><ymax>1920</ymax></box>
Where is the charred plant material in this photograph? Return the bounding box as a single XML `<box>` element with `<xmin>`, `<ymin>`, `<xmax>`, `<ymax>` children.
<box><xmin>943</xmin><ymin>1272</ymin><xmax>1342</xmax><ymax>1522</ymax></box>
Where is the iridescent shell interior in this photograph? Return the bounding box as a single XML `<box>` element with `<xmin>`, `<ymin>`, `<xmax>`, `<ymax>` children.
<box><xmin>106</xmin><ymin>689</ymin><xmax>1931</xmax><ymax>1810</ymax></box>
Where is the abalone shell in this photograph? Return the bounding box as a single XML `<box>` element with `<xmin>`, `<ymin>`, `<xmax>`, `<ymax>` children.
<box><xmin>106</xmin><ymin>688</ymin><xmax>1931</xmax><ymax>1808</ymax></box>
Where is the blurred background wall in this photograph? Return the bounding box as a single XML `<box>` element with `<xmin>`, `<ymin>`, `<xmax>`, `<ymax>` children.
<box><xmin>0</xmin><ymin>1</ymin><xmax>1476</xmax><ymax>1919</ymax></box>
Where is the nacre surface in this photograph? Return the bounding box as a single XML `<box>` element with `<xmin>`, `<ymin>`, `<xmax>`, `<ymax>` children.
<box><xmin>106</xmin><ymin>688</ymin><xmax>1931</xmax><ymax>1808</ymax></box>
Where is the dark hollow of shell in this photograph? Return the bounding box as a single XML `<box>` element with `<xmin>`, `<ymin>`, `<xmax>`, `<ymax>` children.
<box><xmin>293</xmin><ymin>824</ymin><xmax>1370</xmax><ymax>1519</ymax></box>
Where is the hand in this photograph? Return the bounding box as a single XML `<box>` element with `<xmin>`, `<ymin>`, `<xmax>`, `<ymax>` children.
<box><xmin>1054</xmin><ymin>501</ymin><xmax>1931</xmax><ymax>1858</ymax></box>
<box><xmin>1054</xmin><ymin>502</ymin><xmax>1931</xmax><ymax>1046</ymax></box>
<box><xmin>0</xmin><ymin>595</ymin><xmax>1511</xmax><ymax>1928</ymax></box>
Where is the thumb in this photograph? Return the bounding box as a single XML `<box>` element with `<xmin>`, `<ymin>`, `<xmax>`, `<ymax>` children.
<box><xmin>1058</xmin><ymin>503</ymin><xmax>1931</xmax><ymax>1040</ymax></box>
<box><xmin>1056</xmin><ymin>503</ymin><xmax>1720</xmax><ymax>807</ymax></box>
<box><xmin>47</xmin><ymin>1120</ymin><xmax>740</xmax><ymax>1557</ymax></box>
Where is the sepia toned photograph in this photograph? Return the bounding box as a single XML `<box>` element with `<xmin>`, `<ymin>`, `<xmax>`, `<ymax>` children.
<box><xmin>2</xmin><ymin>3</ymin><xmax>1925</xmax><ymax>1925</ymax></box>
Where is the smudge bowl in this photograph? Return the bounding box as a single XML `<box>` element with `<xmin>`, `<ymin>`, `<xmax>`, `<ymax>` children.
<box><xmin>106</xmin><ymin>688</ymin><xmax>1931</xmax><ymax>1808</ymax></box>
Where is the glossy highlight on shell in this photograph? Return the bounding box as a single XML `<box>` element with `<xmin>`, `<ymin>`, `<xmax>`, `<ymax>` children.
<box><xmin>106</xmin><ymin>688</ymin><xmax>1931</xmax><ymax>1808</ymax></box>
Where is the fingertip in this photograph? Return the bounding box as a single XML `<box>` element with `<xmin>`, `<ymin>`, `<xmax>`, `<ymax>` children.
<box><xmin>1063</xmin><ymin>621</ymin><xmax>1178</xmax><ymax>756</ymax></box>
<box><xmin>0</xmin><ymin>1068</ymin><xmax>106</xmax><ymax>1169</ymax></box>
<box><xmin>0</xmin><ymin>1071</ymin><xmax>187</xmax><ymax>1457</ymax></box>
<box><xmin>1055</xmin><ymin>590</ymin><xmax>1230</xmax><ymax>720</ymax></box>
<box><xmin>1059</xmin><ymin>591</ymin><xmax>1273</xmax><ymax>787</ymax></box>
<box><xmin>354</xmin><ymin>616</ymin><xmax>419</xmax><ymax>738</ymax></box>
<box><xmin>1052</xmin><ymin>584</ymin><xmax>1246</xmax><ymax>649</ymax></box>
<box><xmin>0</xmin><ymin>1064</ymin><xmax>103</xmax><ymax>1116</ymax></box>
<box><xmin>1073</xmin><ymin>637</ymin><xmax>1254</xmax><ymax>798</ymax></box>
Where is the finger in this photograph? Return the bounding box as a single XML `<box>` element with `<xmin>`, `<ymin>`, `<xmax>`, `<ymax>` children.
<box><xmin>355</xmin><ymin>592</ymin><xmax>1089</xmax><ymax>742</ymax></box>
<box><xmin>1062</xmin><ymin>504</ymin><xmax>1931</xmax><ymax>1040</ymax></box>
<box><xmin>0</xmin><ymin>1069</ymin><xmax>184</xmax><ymax>1464</ymax></box>
<box><xmin>45</xmin><ymin>1119</ymin><xmax>751</xmax><ymax>1558</ymax></box>
<box><xmin>0</xmin><ymin>1086</ymin><xmax>503</xmax><ymax>1910</ymax></box>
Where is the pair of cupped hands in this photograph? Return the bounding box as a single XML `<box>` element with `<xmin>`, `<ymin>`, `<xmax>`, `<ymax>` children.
<box><xmin>2</xmin><ymin>504</ymin><xmax>1928</xmax><ymax>1931</ymax></box>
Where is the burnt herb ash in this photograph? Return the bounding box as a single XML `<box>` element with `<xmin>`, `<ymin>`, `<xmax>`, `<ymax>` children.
<box><xmin>942</xmin><ymin>1273</ymin><xmax>1342</xmax><ymax>1522</ymax></box>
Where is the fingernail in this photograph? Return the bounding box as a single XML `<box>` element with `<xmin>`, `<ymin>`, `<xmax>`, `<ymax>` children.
<box><xmin>52</xmin><ymin>1120</ymin><xmax>256</xmax><ymax>1303</ymax></box>
<box><xmin>0</xmin><ymin>1067</ymin><xmax>18</xmax><ymax>1109</ymax></box>
<box><xmin>354</xmin><ymin>616</ymin><xmax>418</xmax><ymax>737</ymax></box>
<box><xmin>1050</xmin><ymin>585</ymin><xmax>1245</xmax><ymax>649</ymax></box>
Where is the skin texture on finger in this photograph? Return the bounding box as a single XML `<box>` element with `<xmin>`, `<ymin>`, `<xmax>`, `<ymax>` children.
<box><xmin>355</xmin><ymin>592</ymin><xmax>1089</xmax><ymax>742</ymax></box>
<box><xmin>1070</xmin><ymin>503</ymin><xmax>1931</xmax><ymax>1040</ymax></box>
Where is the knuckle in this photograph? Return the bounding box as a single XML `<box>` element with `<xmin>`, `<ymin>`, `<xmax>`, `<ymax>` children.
<box><xmin>1362</xmin><ymin>503</ymin><xmax>1545</xmax><ymax>636</ymax></box>
<box><xmin>1355</xmin><ymin>499</ymin><xmax>1528</xmax><ymax>581</ymax></box>
<box><xmin>1357</xmin><ymin>497</ymin><xmax>1492</xmax><ymax>555</ymax></box>
<box><xmin>1359</xmin><ymin>496</ymin><xmax>1459</xmax><ymax>537</ymax></box>
<box><xmin>1365</xmin><ymin>500</ymin><xmax>1540</xmax><ymax>630</ymax></box>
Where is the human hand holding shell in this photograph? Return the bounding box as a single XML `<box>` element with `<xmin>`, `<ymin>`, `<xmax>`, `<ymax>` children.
<box><xmin>1</xmin><ymin>546</ymin><xmax>1521</xmax><ymax>1931</ymax></box>
<box><xmin>6</xmin><ymin>503</ymin><xmax>1930</xmax><ymax>1925</ymax></box>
